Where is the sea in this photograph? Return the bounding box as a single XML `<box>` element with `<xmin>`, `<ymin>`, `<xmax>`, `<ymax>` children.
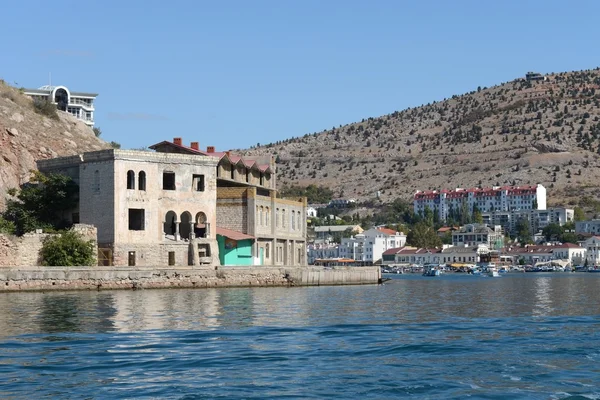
<box><xmin>1</xmin><ymin>272</ymin><xmax>599</xmax><ymax>399</ymax></box>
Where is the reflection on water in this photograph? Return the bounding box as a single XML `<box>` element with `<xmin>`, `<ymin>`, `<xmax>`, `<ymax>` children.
<box><xmin>1</xmin><ymin>273</ymin><xmax>600</xmax><ymax>399</ymax></box>
<box><xmin>0</xmin><ymin>274</ymin><xmax>599</xmax><ymax>339</ymax></box>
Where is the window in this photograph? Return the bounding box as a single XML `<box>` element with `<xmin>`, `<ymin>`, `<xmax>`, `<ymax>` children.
<box><xmin>276</xmin><ymin>208</ymin><xmax>279</xmax><ymax>227</ymax></box>
<box><xmin>168</xmin><ymin>251</ymin><xmax>175</xmax><ymax>266</ymax></box>
<box><xmin>193</xmin><ymin>174</ymin><xmax>205</xmax><ymax>191</ymax></box>
<box><xmin>265</xmin><ymin>207</ymin><xmax>270</xmax><ymax>226</ymax></box>
<box><xmin>127</xmin><ymin>170</ymin><xmax>135</xmax><ymax>189</ymax></box>
<box><xmin>292</xmin><ymin>211</ymin><xmax>295</xmax><ymax>230</ymax></box>
<box><xmin>297</xmin><ymin>212</ymin><xmax>301</xmax><ymax>231</ymax></box>
<box><xmin>265</xmin><ymin>243</ymin><xmax>270</xmax><ymax>258</ymax></box>
<box><xmin>230</xmin><ymin>165</ymin><xmax>235</xmax><ymax>180</ymax></box>
<box><xmin>128</xmin><ymin>208</ymin><xmax>145</xmax><ymax>230</ymax></box>
<box><xmin>163</xmin><ymin>172</ymin><xmax>176</xmax><ymax>190</ymax></box>
<box><xmin>246</xmin><ymin>169</ymin><xmax>250</xmax><ymax>183</ymax></box>
<box><xmin>259</xmin><ymin>207</ymin><xmax>264</xmax><ymax>226</ymax></box>
<box><xmin>282</xmin><ymin>209</ymin><xmax>286</xmax><ymax>228</ymax></box>
<box><xmin>138</xmin><ymin>171</ymin><xmax>146</xmax><ymax>191</ymax></box>
<box><xmin>260</xmin><ymin>173</ymin><xmax>264</xmax><ymax>186</ymax></box>
<box><xmin>93</xmin><ymin>170</ymin><xmax>100</xmax><ymax>193</ymax></box>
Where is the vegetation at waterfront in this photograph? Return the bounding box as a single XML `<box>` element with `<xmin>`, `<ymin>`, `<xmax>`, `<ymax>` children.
<box><xmin>1</xmin><ymin>171</ymin><xmax>78</xmax><ymax>235</ymax></box>
<box><xmin>41</xmin><ymin>230</ymin><xmax>95</xmax><ymax>266</ymax></box>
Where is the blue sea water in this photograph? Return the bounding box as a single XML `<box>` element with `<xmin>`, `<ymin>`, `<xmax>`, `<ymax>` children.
<box><xmin>1</xmin><ymin>273</ymin><xmax>600</xmax><ymax>399</ymax></box>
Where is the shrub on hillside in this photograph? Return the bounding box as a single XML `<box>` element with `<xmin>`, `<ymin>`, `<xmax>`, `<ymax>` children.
<box><xmin>41</xmin><ymin>230</ymin><xmax>95</xmax><ymax>266</ymax></box>
<box><xmin>33</xmin><ymin>99</ymin><xmax>59</xmax><ymax>120</ymax></box>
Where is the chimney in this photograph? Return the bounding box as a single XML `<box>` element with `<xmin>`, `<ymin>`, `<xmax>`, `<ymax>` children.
<box><xmin>207</xmin><ymin>146</ymin><xmax>215</xmax><ymax>153</ymax></box>
<box><xmin>173</xmin><ymin>137</ymin><xmax>182</xmax><ymax>146</ymax></box>
<box><xmin>226</xmin><ymin>151</ymin><xmax>231</xmax><ymax>157</ymax></box>
<box><xmin>191</xmin><ymin>142</ymin><xmax>199</xmax><ymax>151</ymax></box>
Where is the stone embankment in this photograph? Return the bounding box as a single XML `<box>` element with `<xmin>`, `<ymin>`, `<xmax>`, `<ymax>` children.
<box><xmin>0</xmin><ymin>266</ymin><xmax>381</xmax><ymax>292</ymax></box>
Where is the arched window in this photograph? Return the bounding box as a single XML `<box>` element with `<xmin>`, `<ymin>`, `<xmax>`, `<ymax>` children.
<box><xmin>291</xmin><ymin>211</ymin><xmax>295</xmax><ymax>230</ymax></box>
<box><xmin>275</xmin><ymin>208</ymin><xmax>279</xmax><ymax>228</ymax></box>
<box><xmin>265</xmin><ymin>207</ymin><xmax>270</xmax><ymax>226</ymax></box>
<box><xmin>127</xmin><ymin>170</ymin><xmax>135</xmax><ymax>189</ymax></box>
<box><xmin>259</xmin><ymin>207</ymin><xmax>264</xmax><ymax>226</ymax></box>
<box><xmin>138</xmin><ymin>171</ymin><xmax>146</xmax><ymax>191</ymax></box>
<box><xmin>297</xmin><ymin>212</ymin><xmax>301</xmax><ymax>232</ymax></box>
<box><xmin>265</xmin><ymin>243</ymin><xmax>270</xmax><ymax>258</ymax></box>
<box><xmin>282</xmin><ymin>209</ymin><xmax>286</xmax><ymax>228</ymax></box>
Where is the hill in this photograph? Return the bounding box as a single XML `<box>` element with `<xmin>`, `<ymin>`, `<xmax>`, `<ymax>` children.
<box><xmin>0</xmin><ymin>81</ymin><xmax>110</xmax><ymax>209</ymax></box>
<box><xmin>243</xmin><ymin>68</ymin><xmax>600</xmax><ymax>212</ymax></box>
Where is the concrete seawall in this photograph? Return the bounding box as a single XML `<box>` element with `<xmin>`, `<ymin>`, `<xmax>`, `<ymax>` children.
<box><xmin>0</xmin><ymin>266</ymin><xmax>381</xmax><ymax>292</ymax></box>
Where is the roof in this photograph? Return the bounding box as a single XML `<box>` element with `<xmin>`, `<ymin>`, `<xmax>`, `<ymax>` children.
<box><xmin>377</xmin><ymin>227</ymin><xmax>398</xmax><ymax>236</ymax></box>
<box><xmin>216</xmin><ymin>227</ymin><xmax>255</xmax><ymax>241</ymax></box>
<box><xmin>382</xmin><ymin>247</ymin><xmax>403</xmax><ymax>256</ymax></box>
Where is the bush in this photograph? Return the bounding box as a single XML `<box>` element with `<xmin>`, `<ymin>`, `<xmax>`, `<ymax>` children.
<box><xmin>41</xmin><ymin>230</ymin><xmax>95</xmax><ymax>266</ymax></box>
<box><xmin>0</xmin><ymin>215</ymin><xmax>15</xmax><ymax>235</ymax></box>
<box><xmin>93</xmin><ymin>127</ymin><xmax>102</xmax><ymax>137</ymax></box>
<box><xmin>32</xmin><ymin>99</ymin><xmax>59</xmax><ymax>120</ymax></box>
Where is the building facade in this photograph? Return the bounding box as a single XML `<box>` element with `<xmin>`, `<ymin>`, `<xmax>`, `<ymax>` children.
<box><xmin>24</xmin><ymin>85</ymin><xmax>97</xmax><ymax>126</ymax></box>
<box><xmin>149</xmin><ymin>138</ymin><xmax>307</xmax><ymax>266</ymax></box>
<box><xmin>414</xmin><ymin>184</ymin><xmax>546</xmax><ymax>222</ymax></box>
<box><xmin>481</xmin><ymin>207</ymin><xmax>574</xmax><ymax>237</ymax></box>
<box><xmin>452</xmin><ymin>224</ymin><xmax>504</xmax><ymax>248</ymax></box>
<box><xmin>37</xmin><ymin>149</ymin><xmax>219</xmax><ymax>267</ymax></box>
<box><xmin>339</xmin><ymin>227</ymin><xmax>406</xmax><ymax>265</ymax></box>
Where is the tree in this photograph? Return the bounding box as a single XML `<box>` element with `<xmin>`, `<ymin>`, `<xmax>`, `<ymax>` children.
<box><xmin>92</xmin><ymin>126</ymin><xmax>102</xmax><ymax>137</ymax></box>
<box><xmin>574</xmin><ymin>207</ymin><xmax>585</xmax><ymax>221</ymax></box>
<box><xmin>542</xmin><ymin>223</ymin><xmax>563</xmax><ymax>241</ymax></box>
<box><xmin>407</xmin><ymin>222</ymin><xmax>442</xmax><ymax>248</ymax></box>
<box><xmin>515</xmin><ymin>217</ymin><xmax>532</xmax><ymax>244</ymax></box>
<box><xmin>2</xmin><ymin>171</ymin><xmax>79</xmax><ymax>235</ymax></box>
<box><xmin>41</xmin><ymin>230</ymin><xmax>95</xmax><ymax>266</ymax></box>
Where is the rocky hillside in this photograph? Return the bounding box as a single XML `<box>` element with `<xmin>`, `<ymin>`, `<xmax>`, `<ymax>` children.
<box><xmin>0</xmin><ymin>81</ymin><xmax>110</xmax><ymax>209</ymax></box>
<box><xmin>244</xmin><ymin>68</ymin><xmax>600</xmax><ymax>210</ymax></box>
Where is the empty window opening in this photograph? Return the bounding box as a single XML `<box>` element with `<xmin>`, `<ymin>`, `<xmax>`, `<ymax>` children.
<box><xmin>260</xmin><ymin>173</ymin><xmax>264</xmax><ymax>186</ymax></box>
<box><xmin>163</xmin><ymin>172</ymin><xmax>176</xmax><ymax>190</ymax></box>
<box><xmin>193</xmin><ymin>174</ymin><xmax>205</xmax><ymax>192</ymax></box>
<box><xmin>168</xmin><ymin>251</ymin><xmax>175</xmax><ymax>266</ymax></box>
<box><xmin>230</xmin><ymin>165</ymin><xmax>235</xmax><ymax>180</ymax></box>
<box><xmin>246</xmin><ymin>169</ymin><xmax>250</xmax><ymax>183</ymax></box>
<box><xmin>138</xmin><ymin>171</ymin><xmax>146</xmax><ymax>191</ymax></box>
<box><xmin>198</xmin><ymin>244</ymin><xmax>211</xmax><ymax>261</ymax></box>
<box><xmin>93</xmin><ymin>170</ymin><xmax>100</xmax><ymax>193</ymax></box>
<box><xmin>72</xmin><ymin>212</ymin><xmax>80</xmax><ymax>224</ymax></box>
<box><xmin>127</xmin><ymin>170</ymin><xmax>135</xmax><ymax>189</ymax></box>
<box><xmin>129</xmin><ymin>209</ymin><xmax>145</xmax><ymax>230</ymax></box>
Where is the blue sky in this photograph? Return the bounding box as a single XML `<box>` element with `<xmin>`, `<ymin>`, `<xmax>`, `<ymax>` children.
<box><xmin>2</xmin><ymin>0</ymin><xmax>600</xmax><ymax>151</ymax></box>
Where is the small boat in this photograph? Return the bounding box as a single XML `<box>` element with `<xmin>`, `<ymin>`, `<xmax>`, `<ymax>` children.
<box><xmin>488</xmin><ymin>268</ymin><xmax>501</xmax><ymax>278</ymax></box>
<box><xmin>423</xmin><ymin>268</ymin><xmax>441</xmax><ymax>277</ymax></box>
<box><xmin>588</xmin><ymin>266</ymin><xmax>600</xmax><ymax>273</ymax></box>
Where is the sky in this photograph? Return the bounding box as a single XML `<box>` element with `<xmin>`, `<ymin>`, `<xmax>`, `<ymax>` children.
<box><xmin>2</xmin><ymin>0</ymin><xmax>600</xmax><ymax>151</ymax></box>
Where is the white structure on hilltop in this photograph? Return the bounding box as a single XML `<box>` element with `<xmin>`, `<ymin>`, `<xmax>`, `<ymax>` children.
<box><xmin>339</xmin><ymin>227</ymin><xmax>406</xmax><ymax>265</ymax></box>
<box><xmin>24</xmin><ymin>85</ymin><xmax>97</xmax><ymax>127</ymax></box>
<box><xmin>414</xmin><ymin>184</ymin><xmax>546</xmax><ymax>222</ymax></box>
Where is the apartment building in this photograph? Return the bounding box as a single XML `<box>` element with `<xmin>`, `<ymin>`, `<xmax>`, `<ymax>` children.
<box><xmin>339</xmin><ymin>227</ymin><xmax>406</xmax><ymax>265</ymax></box>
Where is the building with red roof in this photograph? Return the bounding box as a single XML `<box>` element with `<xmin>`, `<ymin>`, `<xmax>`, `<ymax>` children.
<box><xmin>149</xmin><ymin>137</ymin><xmax>307</xmax><ymax>266</ymax></box>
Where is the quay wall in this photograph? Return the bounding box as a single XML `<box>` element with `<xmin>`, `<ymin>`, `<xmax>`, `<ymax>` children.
<box><xmin>0</xmin><ymin>266</ymin><xmax>381</xmax><ymax>292</ymax></box>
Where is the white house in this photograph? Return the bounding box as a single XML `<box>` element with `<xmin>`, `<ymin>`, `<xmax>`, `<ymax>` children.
<box><xmin>24</xmin><ymin>85</ymin><xmax>98</xmax><ymax>127</ymax></box>
<box><xmin>307</xmin><ymin>242</ymin><xmax>340</xmax><ymax>265</ymax></box>
<box><xmin>306</xmin><ymin>206</ymin><xmax>318</xmax><ymax>218</ymax></box>
<box><xmin>581</xmin><ymin>236</ymin><xmax>600</xmax><ymax>265</ymax></box>
<box><xmin>339</xmin><ymin>227</ymin><xmax>406</xmax><ymax>264</ymax></box>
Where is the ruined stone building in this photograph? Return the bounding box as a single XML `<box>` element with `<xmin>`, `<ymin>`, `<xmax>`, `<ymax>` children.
<box><xmin>149</xmin><ymin>138</ymin><xmax>307</xmax><ymax>266</ymax></box>
<box><xmin>37</xmin><ymin>149</ymin><xmax>219</xmax><ymax>267</ymax></box>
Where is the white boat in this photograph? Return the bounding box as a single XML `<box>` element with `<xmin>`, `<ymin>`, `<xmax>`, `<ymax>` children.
<box><xmin>487</xmin><ymin>266</ymin><xmax>501</xmax><ymax>278</ymax></box>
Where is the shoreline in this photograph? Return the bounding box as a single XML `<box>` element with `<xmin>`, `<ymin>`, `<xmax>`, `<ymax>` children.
<box><xmin>0</xmin><ymin>265</ymin><xmax>381</xmax><ymax>292</ymax></box>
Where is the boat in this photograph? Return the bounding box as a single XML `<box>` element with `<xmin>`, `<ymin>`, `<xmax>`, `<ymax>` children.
<box><xmin>488</xmin><ymin>267</ymin><xmax>501</xmax><ymax>278</ymax></box>
<box><xmin>422</xmin><ymin>268</ymin><xmax>441</xmax><ymax>277</ymax></box>
<box><xmin>587</xmin><ymin>266</ymin><xmax>600</xmax><ymax>273</ymax></box>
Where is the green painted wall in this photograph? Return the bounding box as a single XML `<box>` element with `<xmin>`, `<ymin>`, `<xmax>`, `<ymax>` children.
<box><xmin>217</xmin><ymin>235</ymin><xmax>254</xmax><ymax>266</ymax></box>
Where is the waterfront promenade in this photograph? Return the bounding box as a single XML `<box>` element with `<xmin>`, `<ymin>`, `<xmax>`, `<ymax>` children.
<box><xmin>0</xmin><ymin>265</ymin><xmax>381</xmax><ymax>292</ymax></box>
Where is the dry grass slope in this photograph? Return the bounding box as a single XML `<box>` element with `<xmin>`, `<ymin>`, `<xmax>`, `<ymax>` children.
<box><xmin>243</xmin><ymin>68</ymin><xmax>600</xmax><ymax>212</ymax></box>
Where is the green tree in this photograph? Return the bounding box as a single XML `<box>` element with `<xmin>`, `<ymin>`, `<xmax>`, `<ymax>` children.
<box><xmin>574</xmin><ymin>207</ymin><xmax>585</xmax><ymax>221</ymax></box>
<box><xmin>542</xmin><ymin>223</ymin><xmax>563</xmax><ymax>241</ymax></box>
<box><xmin>0</xmin><ymin>215</ymin><xmax>16</xmax><ymax>235</ymax></box>
<box><xmin>2</xmin><ymin>171</ymin><xmax>78</xmax><ymax>235</ymax></box>
<box><xmin>560</xmin><ymin>232</ymin><xmax>579</xmax><ymax>244</ymax></box>
<box><xmin>41</xmin><ymin>230</ymin><xmax>95</xmax><ymax>266</ymax></box>
<box><xmin>407</xmin><ymin>222</ymin><xmax>442</xmax><ymax>248</ymax></box>
<box><xmin>515</xmin><ymin>217</ymin><xmax>532</xmax><ymax>244</ymax></box>
<box><xmin>92</xmin><ymin>126</ymin><xmax>102</xmax><ymax>137</ymax></box>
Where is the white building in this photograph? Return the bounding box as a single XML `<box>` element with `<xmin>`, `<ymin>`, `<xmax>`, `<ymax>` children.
<box><xmin>339</xmin><ymin>227</ymin><xmax>406</xmax><ymax>264</ymax></box>
<box><xmin>576</xmin><ymin>220</ymin><xmax>600</xmax><ymax>235</ymax></box>
<box><xmin>24</xmin><ymin>85</ymin><xmax>97</xmax><ymax>127</ymax></box>
<box><xmin>307</xmin><ymin>242</ymin><xmax>340</xmax><ymax>265</ymax></box>
<box><xmin>452</xmin><ymin>224</ymin><xmax>504</xmax><ymax>248</ymax></box>
<box><xmin>306</xmin><ymin>206</ymin><xmax>318</xmax><ymax>218</ymax></box>
<box><xmin>414</xmin><ymin>184</ymin><xmax>546</xmax><ymax>222</ymax></box>
<box><xmin>505</xmin><ymin>243</ymin><xmax>585</xmax><ymax>266</ymax></box>
<box><xmin>581</xmin><ymin>237</ymin><xmax>600</xmax><ymax>265</ymax></box>
<box><xmin>482</xmin><ymin>207</ymin><xmax>574</xmax><ymax>237</ymax></box>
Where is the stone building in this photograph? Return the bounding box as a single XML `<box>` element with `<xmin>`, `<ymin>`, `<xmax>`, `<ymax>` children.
<box><xmin>149</xmin><ymin>138</ymin><xmax>307</xmax><ymax>266</ymax></box>
<box><xmin>37</xmin><ymin>149</ymin><xmax>219</xmax><ymax>267</ymax></box>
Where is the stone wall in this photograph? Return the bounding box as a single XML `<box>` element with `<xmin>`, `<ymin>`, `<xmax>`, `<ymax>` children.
<box><xmin>0</xmin><ymin>224</ymin><xmax>97</xmax><ymax>267</ymax></box>
<box><xmin>0</xmin><ymin>266</ymin><xmax>381</xmax><ymax>291</ymax></box>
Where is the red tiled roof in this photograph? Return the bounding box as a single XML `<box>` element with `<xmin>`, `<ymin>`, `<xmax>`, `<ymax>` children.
<box><xmin>216</xmin><ymin>227</ymin><xmax>255</xmax><ymax>241</ymax></box>
<box><xmin>377</xmin><ymin>227</ymin><xmax>398</xmax><ymax>236</ymax></box>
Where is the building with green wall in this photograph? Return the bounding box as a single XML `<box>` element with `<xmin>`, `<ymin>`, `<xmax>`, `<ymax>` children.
<box><xmin>217</xmin><ymin>227</ymin><xmax>255</xmax><ymax>266</ymax></box>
